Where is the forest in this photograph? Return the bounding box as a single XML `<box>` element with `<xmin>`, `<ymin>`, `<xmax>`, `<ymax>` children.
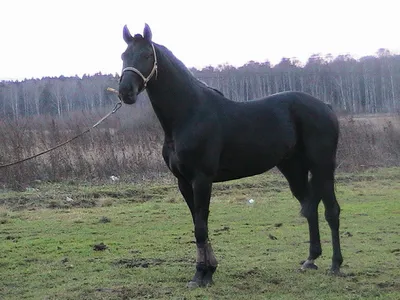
<box><xmin>0</xmin><ymin>49</ymin><xmax>399</xmax><ymax>189</ymax></box>
<box><xmin>1</xmin><ymin>48</ymin><xmax>399</xmax><ymax>120</ymax></box>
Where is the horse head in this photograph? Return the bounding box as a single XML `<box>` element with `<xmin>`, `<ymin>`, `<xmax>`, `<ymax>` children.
<box><xmin>118</xmin><ymin>24</ymin><xmax>157</xmax><ymax>104</ymax></box>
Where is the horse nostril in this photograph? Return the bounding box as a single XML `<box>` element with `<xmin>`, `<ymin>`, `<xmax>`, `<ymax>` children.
<box><xmin>118</xmin><ymin>89</ymin><xmax>133</xmax><ymax>98</ymax></box>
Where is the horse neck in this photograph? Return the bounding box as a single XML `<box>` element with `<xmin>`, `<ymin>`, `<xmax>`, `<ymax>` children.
<box><xmin>146</xmin><ymin>45</ymin><xmax>202</xmax><ymax>136</ymax></box>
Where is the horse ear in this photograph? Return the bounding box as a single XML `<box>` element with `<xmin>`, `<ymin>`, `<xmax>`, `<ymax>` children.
<box><xmin>143</xmin><ymin>23</ymin><xmax>152</xmax><ymax>41</ymax></box>
<box><xmin>123</xmin><ymin>25</ymin><xmax>133</xmax><ymax>44</ymax></box>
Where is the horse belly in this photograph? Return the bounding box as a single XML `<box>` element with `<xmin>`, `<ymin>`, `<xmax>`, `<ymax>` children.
<box><xmin>214</xmin><ymin>147</ymin><xmax>284</xmax><ymax>182</ymax></box>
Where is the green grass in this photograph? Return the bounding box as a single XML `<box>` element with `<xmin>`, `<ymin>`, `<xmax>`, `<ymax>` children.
<box><xmin>0</xmin><ymin>168</ymin><xmax>399</xmax><ymax>299</ymax></box>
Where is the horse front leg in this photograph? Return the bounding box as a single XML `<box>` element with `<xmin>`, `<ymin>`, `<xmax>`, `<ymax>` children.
<box><xmin>187</xmin><ymin>173</ymin><xmax>218</xmax><ymax>288</ymax></box>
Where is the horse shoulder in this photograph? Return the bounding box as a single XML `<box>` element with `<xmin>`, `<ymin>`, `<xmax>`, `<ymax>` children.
<box><xmin>173</xmin><ymin>120</ymin><xmax>221</xmax><ymax>177</ymax></box>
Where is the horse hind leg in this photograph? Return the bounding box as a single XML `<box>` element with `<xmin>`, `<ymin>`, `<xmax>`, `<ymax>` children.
<box><xmin>277</xmin><ymin>157</ymin><xmax>322</xmax><ymax>270</ymax></box>
<box><xmin>306</xmin><ymin>162</ymin><xmax>343</xmax><ymax>275</ymax></box>
<box><xmin>300</xmin><ymin>173</ymin><xmax>324</xmax><ymax>270</ymax></box>
<box><xmin>320</xmin><ymin>173</ymin><xmax>343</xmax><ymax>274</ymax></box>
<box><xmin>303</xmin><ymin>120</ymin><xmax>343</xmax><ymax>273</ymax></box>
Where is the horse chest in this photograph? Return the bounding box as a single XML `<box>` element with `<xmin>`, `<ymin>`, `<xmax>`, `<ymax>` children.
<box><xmin>162</xmin><ymin>137</ymin><xmax>218</xmax><ymax>180</ymax></box>
<box><xmin>162</xmin><ymin>141</ymin><xmax>178</xmax><ymax>173</ymax></box>
<box><xmin>163</xmin><ymin>141</ymin><xmax>191</xmax><ymax>176</ymax></box>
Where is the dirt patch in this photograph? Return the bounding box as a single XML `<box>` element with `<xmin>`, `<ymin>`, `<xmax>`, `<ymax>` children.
<box><xmin>94</xmin><ymin>284</ymin><xmax>175</xmax><ymax>300</ymax></box>
<box><xmin>91</xmin><ymin>285</ymin><xmax>173</xmax><ymax>299</ymax></box>
<box><xmin>93</xmin><ymin>243</ymin><xmax>108</xmax><ymax>251</ymax></box>
<box><xmin>5</xmin><ymin>235</ymin><xmax>19</xmax><ymax>241</ymax></box>
<box><xmin>98</xmin><ymin>216</ymin><xmax>111</xmax><ymax>223</ymax></box>
<box><xmin>113</xmin><ymin>258</ymin><xmax>165</xmax><ymax>268</ymax></box>
<box><xmin>213</xmin><ymin>226</ymin><xmax>230</xmax><ymax>236</ymax></box>
<box><xmin>376</xmin><ymin>281</ymin><xmax>400</xmax><ymax>290</ymax></box>
<box><xmin>267</xmin><ymin>278</ymin><xmax>283</xmax><ymax>285</ymax></box>
<box><xmin>234</xmin><ymin>267</ymin><xmax>264</xmax><ymax>279</ymax></box>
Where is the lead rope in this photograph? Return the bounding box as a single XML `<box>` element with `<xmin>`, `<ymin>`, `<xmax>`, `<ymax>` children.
<box><xmin>0</xmin><ymin>88</ymin><xmax>122</xmax><ymax>169</ymax></box>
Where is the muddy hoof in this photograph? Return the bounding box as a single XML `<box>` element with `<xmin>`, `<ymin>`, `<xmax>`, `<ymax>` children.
<box><xmin>187</xmin><ymin>269</ymin><xmax>214</xmax><ymax>288</ymax></box>
<box><xmin>187</xmin><ymin>280</ymin><xmax>201</xmax><ymax>289</ymax></box>
<box><xmin>186</xmin><ymin>279</ymin><xmax>213</xmax><ymax>289</ymax></box>
<box><xmin>300</xmin><ymin>260</ymin><xmax>318</xmax><ymax>271</ymax></box>
<box><xmin>327</xmin><ymin>267</ymin><xmax>344</xmax><ymax>276</ymax></box>
<box><xmin>187</xmin><ymin>263</ymin><xmax>216</xmax><ymax>288</ymax></box>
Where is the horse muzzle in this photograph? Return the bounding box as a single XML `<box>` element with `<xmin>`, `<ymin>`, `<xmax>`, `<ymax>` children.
<box><xmin>118</xmin><ymin>90</ymin><xmax>137</xmax><ymax>105</ymax></box>
<box><xmin>118</xmin><ymin>79</ymin><xmax>140</xmax><ymax>104</ymax></box>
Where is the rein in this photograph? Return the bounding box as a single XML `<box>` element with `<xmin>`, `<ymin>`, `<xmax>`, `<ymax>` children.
<box><xmin>0</xmin><ymin>88</ymin><xmax>122</xmax><ymax>169</ymax></box>
<box><xmin>120</xmin><ymin>43</ymin><xmax>158</xmax><ymax>93</ymax></box>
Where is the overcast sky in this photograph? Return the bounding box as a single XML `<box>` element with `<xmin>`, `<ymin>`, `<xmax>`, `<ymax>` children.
<box><xmin>1</xmin><ymin>0</ymin><xmax>398</xmax><ymax>80</ymax></box>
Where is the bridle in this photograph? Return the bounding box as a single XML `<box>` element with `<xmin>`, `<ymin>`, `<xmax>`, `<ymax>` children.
<box><xmin>120</xmin><ymin>43</ymin><xmax>158</xmax><ymax>93</ymax></box>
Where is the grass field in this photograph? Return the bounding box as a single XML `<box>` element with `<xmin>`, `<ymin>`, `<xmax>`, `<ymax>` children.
<box><xmin>0</xmin><ymin>168</ymin><xmax>399</xmax><ymax>299</ymax></box>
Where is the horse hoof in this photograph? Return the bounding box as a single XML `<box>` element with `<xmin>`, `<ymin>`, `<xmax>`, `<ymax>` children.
<box><xmin>187</xmin><ymin>278</ymin><xmax>213</xmax><ymax>289</ymax></box>
<box><xmin>300</xmin><ymin>261</ymin><xmax>318</xmax><ymax>271</ymax></box>
<box><xmin>327</xmin><ymin>268</ymin><xmax>344</xmax><ymax>276</ymax></box>
<box><xmin>187</xmin><ymin>281</ymin><xmax>201</xmax><ymax>289</ymax></box>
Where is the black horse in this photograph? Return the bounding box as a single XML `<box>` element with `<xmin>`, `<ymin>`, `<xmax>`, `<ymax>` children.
<box><xmin>118</xmin><ymin>24</ymin><xmax>343</xmax><ymax>288</ymax></box>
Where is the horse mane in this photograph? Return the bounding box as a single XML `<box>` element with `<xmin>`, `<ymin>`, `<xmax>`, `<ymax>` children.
<box><xmin>154</xmin><ymin>43</ymin><xmax>224</xmax><ymax>96</ymax></box>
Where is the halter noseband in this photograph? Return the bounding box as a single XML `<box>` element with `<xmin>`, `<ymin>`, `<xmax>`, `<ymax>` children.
<box><xmin>120</xmin><ymin>43</ymin><xmax>158</xmax><ymax>93</ymax></box>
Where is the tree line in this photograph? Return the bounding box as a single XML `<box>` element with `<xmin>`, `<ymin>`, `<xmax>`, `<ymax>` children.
<box><xmin>1</xmin><ymin>49</ymin><xmax>399</xmax><ymax>120</ymax></box>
